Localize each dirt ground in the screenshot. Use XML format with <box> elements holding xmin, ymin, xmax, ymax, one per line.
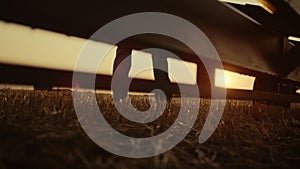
<box><xmin>0</xmin><ymin>89</ymin><xmax>299</xmax><ymax>169</ymax></box>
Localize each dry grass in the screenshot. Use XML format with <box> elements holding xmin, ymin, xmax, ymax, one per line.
<box><xmin>0</xmin><ymin>89</ymin><xmax>299</xmax><ymax>169</ymax></box>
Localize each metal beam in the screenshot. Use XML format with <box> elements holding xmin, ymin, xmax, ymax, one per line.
<box><xmin>1</xmin><ymin>63</ymin><xmax>300</xmax><ymax>103</ymax></box>
<box><xmin>280</xmin><ymin>45</ymin><xmax>300</xmax><ymax>76</ymax></box>
<box><xmin>0</xmin><ymin>0</ymin><xmax>288</xmax><ymax>77</ymax></box>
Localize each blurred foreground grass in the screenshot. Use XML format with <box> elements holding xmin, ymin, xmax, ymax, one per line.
<box><xmin>0</xmin><ymin>89</ymin><xmax>299</xmax><ymax>169</ymax></box>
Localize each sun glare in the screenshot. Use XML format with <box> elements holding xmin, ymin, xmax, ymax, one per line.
<box><xmin>215</xmin><ymin>68</ymin><xmax>256</xmax><ymax>90</ymax></box>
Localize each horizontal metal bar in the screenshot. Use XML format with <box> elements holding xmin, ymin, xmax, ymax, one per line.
<box><xmin>1</xmin><ymin>64</ymin><xmax>300</xmax><ymax>103</ymax></box>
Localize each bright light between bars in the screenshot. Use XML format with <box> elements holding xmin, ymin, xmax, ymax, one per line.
<box><xmin>215</xmin><ymin>68</ymin><xmax>256</xmax><ymax>90</ymax></box>
<box><xmin>0</xmin><ymin>21</ymin><xmax>117</xmax><ymax>75</ymax></box>
<box><xmin>129</xmin><ymin>50</ymin><xmax>155</xmax><ymax>80</ymax></box>
<box><xmin>218</xmin><ymin>0</ymin><xmax>261</xmax><ymax>5</ymax></box>
<box><xmin>288</xmin><ymin>36</ymin><xmax>300</xmax><ymax>42</ymax></box>
<box><xmin>167</xmin><ymin>58</ymin><xmax>197</xmax><ymax>85</ymax></box>
<box><xmin>218</xmin><ymin>0</ymin><xmax>276</xmax><ymax>14</ymax></box>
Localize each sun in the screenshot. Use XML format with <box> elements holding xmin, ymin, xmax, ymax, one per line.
<box><xmin>224</xmin><ymin>75</ymin><xmax>231</xmax><ymax>87</ymax></box>
<box><xmin>214</xmin><ymin>68</ymin><xmax>256</xmax><ymax>90</ymax></box>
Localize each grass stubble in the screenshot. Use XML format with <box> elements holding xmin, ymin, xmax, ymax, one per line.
<box><xmin>0</xmin><ymin>89</ymin><xmax>299</xmax><ymax>169</ymax></box>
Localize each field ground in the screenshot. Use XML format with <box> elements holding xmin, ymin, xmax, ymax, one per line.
<box><xmin>0</xmin><ymin>89</ymin><xmax>300</xmax><ymax>169</ymax></box>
